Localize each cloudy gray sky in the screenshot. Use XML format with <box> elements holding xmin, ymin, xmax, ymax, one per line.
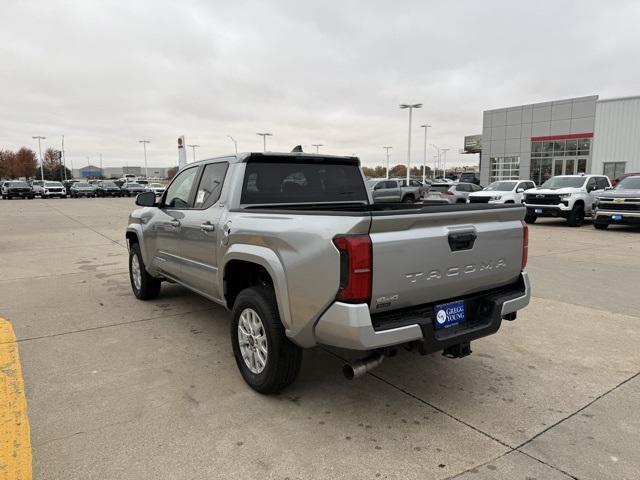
<box><xmin>2</xmin><ymin>0</ymin><xmax>640</xmax><ymax>169</ymax></box>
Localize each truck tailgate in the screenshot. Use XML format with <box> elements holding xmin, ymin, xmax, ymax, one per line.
<box><xmin>368</xmin><ymin>206</ymin><xmax>525</xmax><ymax>313</ymax></box>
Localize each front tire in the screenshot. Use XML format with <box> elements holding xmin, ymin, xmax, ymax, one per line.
<box><xmin>129</xmin><ymin>243</ymin><xmax>161</xmax><ymax>300</ymax></box>
<box><xmin>524</xmin><ymin>213</ymin><xmax>537</xmax><ymax>224</ymax></box>
<box><xmin>567</xmin><ymin>204</ymin><xmax>585</xmax><ymax>227</ymax></box>
<box><xmin>593</xmin><ymin>221</ymin><xmax>609</xmax><ymax>230</ymax></box>
<box><xmin>231</xmin><ymin>286</ymin><xmax>302</xmax><ymax>394</ymax></box>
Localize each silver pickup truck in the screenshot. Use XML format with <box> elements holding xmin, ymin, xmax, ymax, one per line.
<box><xmin>126</xmin><ymin>152</ymin><xmax>530</xmax><ymax>393</ymax></box>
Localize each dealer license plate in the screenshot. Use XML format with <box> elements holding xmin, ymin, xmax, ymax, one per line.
<box><xmin>434</xmin><ymin>300</ymin><xmax>466</xmax><ymax>330</ymax></box>
<box><xmin>534</xmin><ymin>208</ymin><xmax>543</xmax><ymax>214</ymax></box>
<box><xmin>612</xmin><ymin>214</ymin><xmax>622</xmax><ymax>221</ymax></box>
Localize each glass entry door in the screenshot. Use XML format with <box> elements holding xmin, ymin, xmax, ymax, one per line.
<box><xmin>564</xmin><ymin>158</ymin><xmax>575</xmax><ymax>175</ymax></box>
<box><xmin>554</xmin><ymin>159</ymin><xmax>563</xmax><ymax>176</ymax></box>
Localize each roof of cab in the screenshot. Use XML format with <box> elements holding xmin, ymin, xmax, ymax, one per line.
<box><xmin>190</xmin><ymin>152</ymin><xmax>360</xmax><ymax>166</ymax></box>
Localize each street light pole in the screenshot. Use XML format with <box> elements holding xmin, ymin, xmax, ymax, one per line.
<box><xmin>227</xmin><ymin>135</ymin><xmax>238</xmax><ymax>155</ymax></box>
<box><xmin>187</xmin><ymin>144</ymin><xmax>200</xmax><ymax>162</ymax></box>
<box><xmin>399</xmin><ymin>103</ymin><xmax>422</xmax><ymax>184</ymax></box>
<box><xmin>420</xmin><ymin>124</ymin><xmax>431</xmax><ymax>183</ymax></box>
<box><xmin>61</xmin><ymin>135</ymin><xmax>67</xmax><ymax>181</ymax></box>
<box><xmin>441</xmin><ymin>148</ymin><xmax>450</xmax><ymax>179</ymax></box>
<box><xmin>256</xmin><ymin>132</ymin><xmax>272</xmax><ymax>152</ymax></box>
<box><xmin>430</xmin><ymin>144</ymin><xmax>440</xmax><ymax>179</ymax></box>
<box><xmin>138</xmin><ymin>140</ymin><xmax>150</xmax><ymax>178</ymax></box>
<box><xmin>32</xmin><ymin>136</ymin><xmax>46</xmax><ymax>181</ymax></box>
<box><xmin>312</xmin><ymin>144</ymin><xmax>323</xmax><ymax>153</ymax></box>
<box><xmin>383</xmin><ymin>146</ymin><xmax>392</xmax><ymax>179</ymax></box>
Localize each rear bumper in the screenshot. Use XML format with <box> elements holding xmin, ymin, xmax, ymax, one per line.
<box><xmin>314</xmin><ymin>272</ymin><xmax>530</xmax><ymax>351</ymax></box>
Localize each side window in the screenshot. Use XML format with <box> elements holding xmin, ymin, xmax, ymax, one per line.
<box><xmin>596</xmin><ymin>177</ymin><xmax>609</xmax><ymax>189</ymax></box>
<box><xmin>164</xmin><ymin>167</ymin><xmax>198</xmax><ymax>209</ymax></box>
<box><xmin>456</xmin><ymin>184</ymin><xmax>469</xmax><ymax>192</ymax></box>
<box><xmin>194</xmin><ymin>162</ymin><xmax>228</xmax><ymax>209</ymax></box>
<box><xmin>471</xmin><ymin>184</ymin><xmax>482</xmax><ymax>191</ymax></box>
<box><xmin>586</xmin><ymin>178</ymin><xmax>597</xmax><ymax>191</ymax></box>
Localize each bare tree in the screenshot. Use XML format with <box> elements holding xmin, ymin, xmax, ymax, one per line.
<box><xmin>14</xmin><ymin>147</ymin><xmax>37</xmax><ymax>179</ymax></box>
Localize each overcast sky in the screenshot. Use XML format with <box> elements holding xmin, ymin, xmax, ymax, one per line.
<box><xmin>2</xmin><ymin>0</ymin><xmax>640</xmax><ymax>170</ymax></box>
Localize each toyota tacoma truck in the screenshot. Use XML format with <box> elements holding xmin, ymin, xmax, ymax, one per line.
<box><xmin>523</xmin><ymin>174</ymin><xmax>611</xmax><ymax>226</ymax></box>
<box><xmin>126</xmin><ymin>152</ymin><xmax>531</xmax><ymax>393</ymax></box>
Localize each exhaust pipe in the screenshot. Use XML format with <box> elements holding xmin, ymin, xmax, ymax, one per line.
<box><xmin>343</xmin><ymin>352</ymin><xmax>385</xmax><ymax>380</ymax></box>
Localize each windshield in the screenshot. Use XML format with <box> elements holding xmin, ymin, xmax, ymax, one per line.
<box><xmin>9</xmin><ymin>181</ymin><xmax>29</xmax><ymax>187</ymax></box>
<box><xmin>541</xmin><ymin>176</ymin><xmax>586</xmax><ymax>189</ymax></box>
<box><xmin>366</xmin><ymin>180</ymin><xmax>381</xmax><ymax>189</ymax></box>
<box><xmin>485</xmin><ymin>181</ymin><xmax>517</xmax><ymax>192</ymax></box>
<box><xmin>616</xmin><ymin>176</ymin><xmax>640</xmax><ymax>190</ymax></box>
<box><xmin>127</xmin><ymin>183</ymin><xmax>141</xmax><ymax>187</ymax></box>
<box><xmin>75</xmin><ymin>183</ymin><xmax>90</xmax><ymax>187</ymax></box>
<box><xmin>45</xmin><ymin>181</ymin><xmax>62</xmax><ymax>187</ymax></box>
<box><xmin>430</xmin><ymin>184</ymin><xmax>451</xmax><ymax>193</ymax></box>
<box><xmin>102</xmin><ymin>182</ymin><xmax>117</xmax><ymax>187</ymax></box>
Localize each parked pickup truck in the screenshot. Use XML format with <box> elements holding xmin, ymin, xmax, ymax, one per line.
<box><xmin>366</xmin><ymin>178</ymin><xmax>424</xmax><ymax>203</ymax></box>
<box><xmin>523</xmin><ymin>174</ymin><xmax>611</xmax><ymax>226</ymax></box>
<box><xmin>126</xmin><ymin>152</ymin><xmax>530</xmax><ymax>393</ymax></box>
<box><xmin>593</xmin><ymin>175</ymin><xmax>640</xmax><ymax>229</ymax></box>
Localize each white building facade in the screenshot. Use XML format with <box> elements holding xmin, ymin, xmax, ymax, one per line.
<box><xmin>480</xmin><ymin>95</ymin><xmax>640</xmax><ymax>185</ymax></box>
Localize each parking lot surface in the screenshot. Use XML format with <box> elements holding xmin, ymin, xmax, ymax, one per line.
<box><xmin>1</xmin><ymin>198</ymin><xmax>638</xmax><ymax>479</ymax></box>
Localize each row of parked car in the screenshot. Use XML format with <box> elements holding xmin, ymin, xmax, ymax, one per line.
<box><xmin>0</xmin><ymin>179</ymin><xmax>166</xmax><ymax>199</ymax></box>
<box><xmin>366</xmin><ymin>173</ymin><xmax>640</xmax><ymax>230</ymax></box>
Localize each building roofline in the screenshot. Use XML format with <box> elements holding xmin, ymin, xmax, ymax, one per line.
<box><xmin>483</xmin><ymin>95</ymin><xmax>598</xmax><ymax>113</ymax></box>
<box><xmin>596</xmin><ymin>94</ymin><xmax>640</xmax><ymax>104</ymax></box>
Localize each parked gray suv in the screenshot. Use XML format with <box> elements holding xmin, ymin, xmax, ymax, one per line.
<box><xmin>126</xmin><ymin>152</ymin><xmax>530</xmax><ymax>393</ymax></box>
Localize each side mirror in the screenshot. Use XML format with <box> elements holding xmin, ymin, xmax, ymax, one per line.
<box><xmin>516</xmin><ymin>188</ymin><xmax>524</xmax><ymax>193</ymax></box>
<box><xmin>135</xmin><ymin>191</ymin><xmax>157</xmax><ymax>207</ymax></box>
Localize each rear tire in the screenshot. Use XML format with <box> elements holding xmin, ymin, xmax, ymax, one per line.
<box><xmin>567</xmin><ymin>204</ymin><xmax>585</xmax><ymax>227</ymax></box>
<box><xmin>231</xmin><ymin>286</ymin><xmax>302</xmax><ymax>394</ymax></box>
<box><xmin>524</xmin><ymin>213</ymin><xmax>537</xmax><ymax>224</ymax></box>
<box><xmin>402</xmin><ymin>196</ymin><xmax>414</xmax><ymax>203</ymax></box>
<box><xmin>129</xmin><ymin>243</ymin><xmax>161</xmax><ymax>300</ymax></box>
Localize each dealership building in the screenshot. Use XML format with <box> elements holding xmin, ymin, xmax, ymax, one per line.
<box><xmin>479</xmin><ymin>95</ymin><xmax>640</xmax><ymax>186</ymax></box>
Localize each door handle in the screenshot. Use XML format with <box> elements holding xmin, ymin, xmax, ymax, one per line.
<box><xmin>170</xmin><ymin>219</ymin><xmax>181</xmax><ymax>227</ymax></box>
<box><xmin>200</xmin><ymin>222</ymin><xmax>215</xmax><ymax>232</ymax></box>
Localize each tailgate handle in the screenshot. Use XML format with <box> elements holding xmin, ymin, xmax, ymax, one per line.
<box><xmin>448</xmin><ymin>231</ymin><xmax>476</xmax><ymax>251</ymax></box>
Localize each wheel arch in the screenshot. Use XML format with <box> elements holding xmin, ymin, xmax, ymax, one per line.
<box><xmin>222</xmin><ymin>245</ymin><xmax>292</xmax><ymax>331</ymax></box>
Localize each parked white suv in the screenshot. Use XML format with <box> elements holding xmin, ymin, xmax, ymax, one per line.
<box><xmin>523</xmin><ymin>174</ymin><xmax>611</xmax><ymax>226</ymax></box>
<box><xmin>469</xmin><ymin>180</ymin><xmax>536</xmax><ymax>204</ymax></box>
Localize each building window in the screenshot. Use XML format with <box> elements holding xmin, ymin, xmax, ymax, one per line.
<box><xmin>603</xmin><ymin>162</ymin><xmax>626</xmax><ymax>180</ymax></box>
<box><xmin>489</xmin><ymin>156</ymin><xmax>520</xmax><ymax>183</ymax></box>
<box><xmin>530</xmin><ymin>158</ymin><xmax>553</xmax><ymax>185</ymax></box>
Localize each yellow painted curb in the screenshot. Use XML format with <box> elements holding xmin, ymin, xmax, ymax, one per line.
<box><xmin>0</xmin><ymin>319</ymin><xmax>32</xmax><ymax>480</ymax></box>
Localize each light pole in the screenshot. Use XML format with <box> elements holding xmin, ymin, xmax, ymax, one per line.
<box><xmin>399</xmin><ymin>103</ymin><xmax>422</xmax><ymax>184</ymax></box>
<box><xmin>187</xmin><ymin>144</ymin><xmax>200</xmax><ymax>162</ymax></box>
<box><xmin>138</xmin><ymin>140</ymin><xmax>150</xmax><ymax>178</ymax></box>
<box><xmin>99</xmin><ymin>153</ymin><xmax>103</xmax><ymax>178</ymax></box>
<box><xmin>383</xmin><ymin>146</ymin><xmax>392</xmax><ymax>179</ymax></box>
<box><xmin>312</xmin><ymin>144</ymin><xmax>323</xmax><ymax>153</ymax></box>
<box><xmin>256</xmin><ymin>132</ymin><xmax>272</xmax><ymax>152</ymax></box>
<box><xmin>32</xmin><ymin>136</ymin><xmax>46</xmax><ymax>181</ymax></box>
<box><xmin>227</xmin><ymin>135</ymin><xmax>238</xmax><ymax>155</ymax></box>
<box><xmin>441</xmin><ymin>148</ymin><xmax>450</xmax><ymax>179</ymax></box>
<box><xmin>61</xmin><ymin>135</ymin><xmax>67</xmax><ymax>180</ymax></box>
<box><xmin>420</xmin><ymin>124</ymin><xmax>431</xmax><ymax>183</ymax></box>
<box><xmin>430</xmin><ymin>144</ymin><xmax>440</xmax><ymax>178</ymax></box>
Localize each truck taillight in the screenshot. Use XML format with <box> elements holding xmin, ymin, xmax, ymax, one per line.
<box><xmin>333</xmin><ymin>235</ymin><xmax>372</xmax><ymax>304</ymax></box>
<box><xmin>521</xmin><ymin>221</ymin><xmax>528</xmax><ymax>270</ymax></box>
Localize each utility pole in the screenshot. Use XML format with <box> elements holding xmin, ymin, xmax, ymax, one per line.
<box><xmin>32</xmin><ymin>136</ymin><xmax>46</xmax><ymax>181</ymax></box>
<box><xmin>399</xmin><ymin>103</ymin><xmax>422</xmax><ymax>184</ymax></box>
<box><xmin>441</xmin><ymin>148</ymin><xmax>450</xmax><ymax>179</ymax></box>
<box><xmin>227</xmin><ymin>135</ymin><xmax>238</xmax><ymax>155</ymax></box>
<box><xmin>420</xmin><ymin>124</ymin><xmax>431</xmax><ymax>183</ymax></box>
<box><xmin>256</xmin><ymin>132</ymin><xmax>272</xmax><ymax>152</ymax></box>
<box><xmin>383</xmin><ymin>146</ymin><xmax>392</xmax><ymax>179</ymax></box>
<box><xmin>187</xmin><ymin>144</ymin><xmax>200</xmax><ymax>162</ymax></box>
<box><xmin>312</xmin><ymin>144</ymin><xmax>323</xmax><ymax>153</ymax></box>
<box><xmin>99</xmin><ymin>153</ymin><xmax>103</xmax><ymax>178</ymax></box>
<box><xmin>139</xmin><ymin>140</ymin><xmax>150</xmax><ymax>178</ymax></box>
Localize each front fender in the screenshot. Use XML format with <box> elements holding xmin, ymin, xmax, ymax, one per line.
<box><xmin>221</xmin><ymin>244</ymin><xmax>292</xmax><ymax>333</ymax></box>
